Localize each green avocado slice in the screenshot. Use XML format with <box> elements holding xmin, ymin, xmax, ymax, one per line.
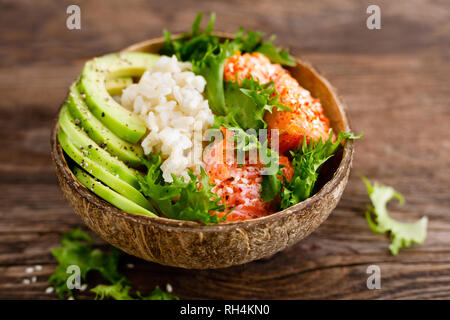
<box><xmin>66</xmin><ymin>83</ymin><xmax>143</xmax><ymax>167</ymax></box>
<box><xmin>58</xmin><ymin>104</ymin><xmax>139</xmax><ymax>188</ymax></box>
<box><xmin>105</xmin><ymin>77</ymin><xmax>133</xmax><ymax>96</ymax></box>
<box><xmin>73</xmin><ymin>166</ymin><xmax>156</xmax><ymax>217</ymax></box>
<box><xmin>58</xmin><ymin>128</ymin><xmax>153</xmax><ymax>211</ymax></box>
<box><xmin>78</xmin><ymin>52</ymin><xmax>159</xmax><ymax>143</ymax></box>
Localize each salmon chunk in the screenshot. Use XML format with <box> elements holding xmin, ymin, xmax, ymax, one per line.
<box><xmin>203</xmin><ymin>128</ymin><xmax>294</xmax><ymax>222</ymax></box>
<box><xmin>224</xmin><ymin>52</ymin><xmax>332</xmax><ymax>154</ymax></box>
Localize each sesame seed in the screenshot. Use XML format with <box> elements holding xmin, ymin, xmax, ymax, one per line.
<box><xmin>31</xmin><ymin>276</ymin><xmax>37</xmax><ymax>283</ymax></box>
<box><xmin>25</xmin><ymin>267</ymin><xmax>34</xmax><ymax>274</ymax></box>
<box><xmin>80</xmin><ymin>284</ymin><xmax>88</xmax><ymax>292</ymax></box>
<box><xmin>126</xmin><ymin>263</ymin><xmax>135</xmax><ymax>269</ymax></box>
<box><xmin>22</xmin><ymin>279</ymin><xmax>30</xmax><ymax>285</ymax></box>
<box><xmin>67</xmin><ymin>296</ymin><xmax>75</xmax><ymax>300</ymax></box>
<box><xmin>166</xmin><ymin>283</ymin><xmax>173</xmax><ymax>293</ymax></box>
<box><xmin>45</xmin><ymin>286</ymin><xmax>54</xmax><ymax>294</ymax></box>
<box><xmin>35</xmin><ymin>265</ymin><xmax>42</xmax><ymax>271</ymax></box>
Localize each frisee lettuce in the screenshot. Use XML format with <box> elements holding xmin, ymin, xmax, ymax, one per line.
<box><xmin>161</xmin><ymin>12</ymin><xmax>294</xmax><ymax>123</ymax></box>
<box><xmin>137</xmin><ymin>154</ymin><xmax>227</xmax><ymax>225</ymax></box>
<box><xmin>160</xmin><ymin>12</ymin><xmax>295</xmax><ymax>66</ymax></box>
<box><xmin>233</xmin><ymin>29</ymin><xmax>296</xmax><ymax>66</ymax></box>
<box><xmin>261</xmin><ymin>131</ymin><xmax>362</xmax><ymax>207</ymax></box>
<box><xmin>48</xmin><ymin>229</ymin><xmax>177</xmax><ymax>300</ymax></box>
<box><xmin>48</xmin><ymin>229</ymin><xmax>122</xmax><ymax>298</ymax></box>
<box><xmin>91</xmin><ymin>281</ymin><xmax>179</xmax><ymax>300</ymax></box>
<box><xmin>193</xmin><ymin>40</ymin><xmax>239</xmax><ymax>115</ymax></box>
<box><xmin>362</xmin><ymin>177</ymin><xmax>428</xmax><ymax>255</ymax></box>
<box><xmin>214</xmin><ymin>76</ymin><xmax>290</xmax><ymax>130</ymax></box>
<box><xmin>160</xmin><ymin>12</ymin><xmax>218</xmax><ymax>63</ymax></box>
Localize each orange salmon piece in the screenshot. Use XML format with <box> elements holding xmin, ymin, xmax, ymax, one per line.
<box><xmin>203</xmin><ymin>128</ymin><xmax>294</xmax><ymax>222</ymax></box>
<box><xmin>224</xmin><ymin>52</ymin><xmax>332</xmax><ymax>154</ymax></box>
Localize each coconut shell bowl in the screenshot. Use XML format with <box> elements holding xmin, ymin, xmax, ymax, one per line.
<box><xmin>51</xmin><ymin>34</ymin><xmax>353</xmax><ymax>269</ymax></box>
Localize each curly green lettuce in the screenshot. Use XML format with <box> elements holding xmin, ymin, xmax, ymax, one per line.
<box><xmin>160</xmin><ymin>12</ymin><xmax>295</xmax><ymax>66</ymax></box>
<box><xmin>48</xmin><ymin>229</ymin><xmax>122</xmax><ymax>298</ymax></box>
<box><xmin>362</xmin><ymin>177</ymin><xmax>428</xmax><ymax>255</ymax></box>
<box><xmin>48</xmin><ymin>229</ymin><xmax>178</xmax><ymax>300</ymax></box>
<box><xmin>261</xmin><ymin>131</ymin><xmax>362</xmax><ymax>206</ymax></box>
<box><xmin>214</xmin><ymin>76</ymin><xmax>290</xmax><ymax>130</ymax></box>
<box><xmin>137</xmin><ymin>154</ymin><xmax>227</xmax><ymax>225</ymax></box>
<box><xmin>161</xmin><ymin>12</ymin><xmax>294</xmax><ymax>122</ymax></box>
<box><xmin>233</xmin><ymin>28</ymin><xmax>296</xmax><ymax>66</ymax></box>
<box><xmin>91</xmin><ymin>281</ymin><xmax>179</xmax><ymax>300</ymax></box>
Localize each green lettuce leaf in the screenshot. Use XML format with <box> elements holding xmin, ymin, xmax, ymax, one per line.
<box><xmin>137</xmin><ymin>154</ymin><xmax>227</xmax><ymax>225</ymax></box>
<box><xmin>137</xmin><ymin>286</ymin><xmax>180</xmax><ymax>300</ymax></box>
<box><xmin>91</xmin><ymin>279</ymin><xmax>133</xmax><ymax>300</ymax></box>
<box><xmin>48</xmin><ymin>229</ymin><xmax>123</xmax><ymax>299</ymax></box>
<box><xmin>160</xmin><ymin>13</ymin><xmax>296</xmax><ymax>66</ymax></box>
<box><xmin>160</xmin><ymin>12</ymin><xmax>294</xmax><ymax>131</ymax></box>
<box><xmin>362</xmin><ymin>177</ymin><xmax>428</xmax><ymax>255</ymax></box>
<box><xmin>260</xmin><ymin>131</ymin><xmax>362</xmax><ymax>208</ymax></box>
<box><xmin>217</xmin><ymin>77</ymin><xmax>290</xmax><ymax>130</ymax></box>
<box><xmin>160</xmin><ymin>13</ymin><xmax>219</xmax><ymax>62</ymax></box>
<box><xmin>233</xmin><ymin>29</ymin><xmax>296</xmax><ymax>66</ymax></box>
<box><xmin>193</xmin><ymin>40</ymin><xmax>239</xmax><ymax>115</ymax></box>
<box><xmin>91</xmin><ymin>281</ymin><xmax>179</xmax><ymax>300</ymax></box>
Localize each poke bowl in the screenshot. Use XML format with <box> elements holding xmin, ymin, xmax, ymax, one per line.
<box><xmin>51</xmin><ymin>15</ymin><xmax>354</xmax><ymax>269</ymax></box>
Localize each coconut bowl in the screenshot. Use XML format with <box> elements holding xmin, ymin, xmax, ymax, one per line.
<box><xmin>51</xmin><ymin>34</ymin><xmax>353</xmax><ymax>269</ymax></box>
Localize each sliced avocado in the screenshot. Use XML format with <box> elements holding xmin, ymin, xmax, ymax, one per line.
<box><xmin>66</xmin><ymin>83</ymin><xmax>143</xmax><ymax>167</ymax></box>
<box><xmin>58</xmin><ymin>128</ymin><xmax>153</xmax><ymax>211</ymax></box>
<box><xmin>59</xmin><ymin>104</ymin><xmax>139</xmax><ymax>188</ymax></box>
<box><xmin>106</xmin><ymin>77</ymin><xmax>133</xmax><ymax>96</ymax></box>
<box><xmin>73</xmin><ymin>166</ymin><xmax>156</xmax><ymax>217</ymax></box>
<box><xmin>78</xmin><ymin>52</ymin><xmax>159</xmax><ymax>143</ymax></box>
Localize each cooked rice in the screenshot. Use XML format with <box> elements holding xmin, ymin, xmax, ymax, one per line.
<box><xmin>121</xmin><ymin>55</ymin><xmax>214</xmax><ymax>182</ymax></box>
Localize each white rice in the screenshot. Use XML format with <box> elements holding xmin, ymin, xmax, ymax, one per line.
<box><xmin>121</xmin><ymin>55</ymin><xmax>214</xmax><ymax>182</ymax></box>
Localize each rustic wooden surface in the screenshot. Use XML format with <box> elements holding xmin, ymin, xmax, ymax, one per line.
<box><xmin>0</xmin><ymin>0</ymin><xmax>449</xmax><ymax>299</ymax></box>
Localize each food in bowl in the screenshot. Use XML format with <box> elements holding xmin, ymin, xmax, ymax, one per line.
<box><xmin>56</xmin><ymin>13</ymin><xmax>359</xmax><ymax>225</ymax></box>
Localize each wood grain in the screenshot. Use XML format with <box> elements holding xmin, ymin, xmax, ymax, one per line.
<box><xmin>0</xmin><ymin>0</ymin><xmax>449</xmax><ymax>299</ymax></box>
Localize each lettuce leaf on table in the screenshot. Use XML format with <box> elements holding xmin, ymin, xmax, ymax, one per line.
<box><xmin>48</xmin><ymin>229</ymin><xmax>122</xmax><ymax>298</ymax></box>
<box><xmin>48</xmin><ymin>229</ymin><xmax>178</xmax><ymax>300</ymax></box>
<box><xmin>362</xmin><ymin>177</ymin><xmax>428</xmax><ymax>255</ymax></box>
<box><xmin>91</xmin><ymin>281</ymin><xmax>179</xmax><ymax>300</ymax></box>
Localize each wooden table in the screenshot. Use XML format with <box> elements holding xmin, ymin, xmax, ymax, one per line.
<box><xmin>1</xmin><ymin>0</ymin><xmax>449</xmax><ymax>299</ymax></box>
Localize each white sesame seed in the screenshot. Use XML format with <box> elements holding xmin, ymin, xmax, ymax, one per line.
<box><xmin>67</xmin><ymin>296</ymin><xmax>75</xmax><ymax>300</ymax></box>
<box><xmin>126</xmin><ymin>263</ymin><xmax>135</xmax><ymax>269</ymax></box>
<box><xmin>45</xmin><ymin>286</ymin><xmax>54</xmax><ymax>294</ymax></box>
<box><xmin>31</xmin><ymin>276</ymin><xmax>37</xmax><ymax>283</ymax></box>
<box><xmin>166</xmin><ymin>283</ymin><xmax>173</xmax><ymax>293</ymax></box>
<box><xmin>22</xmin><ymin>279</ymin><xmax>30</xmax><ymax>285</ymax></box>
<box><xmin>35</xmin><ymin>265</ymin><xmax>42</xmax><ymax>271</ymax></box>
<box><xmin>25</xmin><ymin>267</ymin><xmax>34</xmax><ymax>274</ymax></box>
<box><xmin>80</xmin><ymin>284</ymin><xmax>88</xmax><ymax>292</ymax></box>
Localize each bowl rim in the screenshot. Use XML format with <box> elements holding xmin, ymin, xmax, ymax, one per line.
<box><xmin>52</xmin><ymin>33</ymin><xmax>353</xmax><ymax>233</ymax></box>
